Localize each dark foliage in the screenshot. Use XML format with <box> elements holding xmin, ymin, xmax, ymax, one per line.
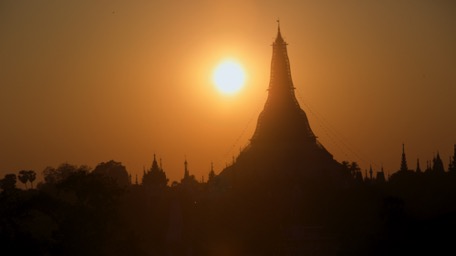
<box><xmin>93</xmin><ymin>160</ymin><xmax>130</xmax><ymax>187</ymax></box>
<box><xmin>2</xmin><ymin>161</ymin><xmax>456</xmax><ymax>256</ymax></box>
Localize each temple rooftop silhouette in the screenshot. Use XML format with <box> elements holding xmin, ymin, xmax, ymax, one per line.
<box><xmin>219</xmin><ymin>23</ymin><xmax>343</xmax><ymax>187</ymax></box>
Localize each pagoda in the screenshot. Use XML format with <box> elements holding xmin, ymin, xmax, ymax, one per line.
<box><xmin>219</xmin><ymin>23</ymin><xmax>341</xmax><ymax>187</ymax></box>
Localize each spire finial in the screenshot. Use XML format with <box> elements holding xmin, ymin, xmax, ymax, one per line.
<box><xmin>277</xmin><ymin>18</ymin><xmax>280</xmax><ymax>33</ymax></box>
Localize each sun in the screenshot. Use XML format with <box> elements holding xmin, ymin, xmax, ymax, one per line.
<box><xmin>212</xmin><ymin>60</ymin><xmax>246</xmax><ymax>95</ymax></box>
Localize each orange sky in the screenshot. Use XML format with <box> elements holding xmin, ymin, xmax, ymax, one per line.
<box><xmin>1</xmin><ymin>0</ymin><xmax>455</xmax><ymax>182</ymax></box>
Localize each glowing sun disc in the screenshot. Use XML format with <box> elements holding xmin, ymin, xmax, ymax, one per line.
<box><xmin>212</xmin><ymin>60</ymin><xmax>246</xmax><ymax>94</ymax></box>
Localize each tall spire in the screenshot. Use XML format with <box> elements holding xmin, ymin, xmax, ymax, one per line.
<box><xmin>250</xmin><ymin>22</ymin><xmax>317</xmax><ymax>143</ymax></box>
<box><xmin>400</xmin><ymin>143</ymin><xmax>408</xmax><ymax>172</ymax></box>
<box><xmin>269</xmin><ymin>21</ymin><xmax>293</xmax><ymax>94</ymax></box>
<box><xmin>218</xmin><ymin>23</ymin><xmax>339</xmax><ymax>185</ymax></box>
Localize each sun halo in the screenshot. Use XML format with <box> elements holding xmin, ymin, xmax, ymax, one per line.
<box><xmin>212</xmin><ymin>60</ymin><xmax>246</xmax><ymax>95</ymax></box>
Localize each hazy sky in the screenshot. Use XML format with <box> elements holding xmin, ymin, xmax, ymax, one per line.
<box><xmin>1</xmin><ymin>0</ymin><xmax>455</xmax><ymax>182</ymax></box>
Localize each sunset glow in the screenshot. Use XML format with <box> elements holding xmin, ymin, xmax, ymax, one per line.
<box><xmin>0</xmin><ymin>0</ymin><xmax>455</xmax><ymax>184</ymax></box>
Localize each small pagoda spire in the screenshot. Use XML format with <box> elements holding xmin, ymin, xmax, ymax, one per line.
<box><xmin>184</xmin><ymin>158</ymin><xmax>189</xmax><ymax>179</ymax></box>
<box><xmin>400</xmin><ymin>143</ymin><xmax>408</xmax><ymax>172</ymax></box>
<box><xmin>416</xmin><ymin>158</ymin><xmax>422</xmax><ymax>173</ymax></box>
<box><xmin>208</xmin><ymin>162</ymin><xmax>215</xmax><ymax>182</ymax></box>
<box><xmin>433</xmin><ymin>151</ymin><xmax>444</xmax><ymax>172</ymax></box>
<box><xmin>151</xmin><ymin>154</ymin><xmax>159</xmax><ymax>172</ymax></box>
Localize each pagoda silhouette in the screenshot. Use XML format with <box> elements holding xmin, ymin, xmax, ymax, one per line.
<box><xmin>219</xmin><ymin>23</ymin><xmax>342</xmax><ymax>188</ymax></box>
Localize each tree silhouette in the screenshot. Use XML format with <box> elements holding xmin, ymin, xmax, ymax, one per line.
<box><xmin>349</xmin><ymin>162</ymin><xmax>360</xmax><ymax>176</ymax></box>
<box><xmin>42</xmin><ymin>163</ymin><xmax>90</xmax><ymax>185</ymax></box>
<box><xmin>27</xmin><ymin>170</ymin><xmax>36</xmax><ymax>189</ymax></box>
<box><xmin>0</xmin><ymin>174</ymin><xmax>17</xmax><ymax>192</ymax></box>
<box><xmin>18</xmin><ymin>170</ymin><xmax>29</xmax><ymax>189</ymax></box>
<box><xmin>92</xmin><ymin>160</ymin><xmax>130</xmax><ymax>187</ymax></box>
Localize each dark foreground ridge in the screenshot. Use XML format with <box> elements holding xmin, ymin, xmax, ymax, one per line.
<box><xmin>2</xmin><ymin>26</ymin><xmax>456</xmax><ymax>256</ymax></box>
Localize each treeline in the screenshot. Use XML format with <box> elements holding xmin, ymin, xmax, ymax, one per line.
<box><xmin>0</xmin><ymin>161</ymin><xmax>165</xmax><ymax>255</ymax></box>
<box><xmin>1</xmin><ymin>157</ymin><xmax>456</xmax><ymax>255</ymax></box>
<box><xmin>0</xmin><ymin>159</ymin><xmax>227</xmax><ymax>255</ymax></box>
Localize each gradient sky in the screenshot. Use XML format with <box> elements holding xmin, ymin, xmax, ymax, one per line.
<box><xmin>1</xmin><ymin>0</ymin><xmax>455</xmax><ymax>182</ymax></box>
